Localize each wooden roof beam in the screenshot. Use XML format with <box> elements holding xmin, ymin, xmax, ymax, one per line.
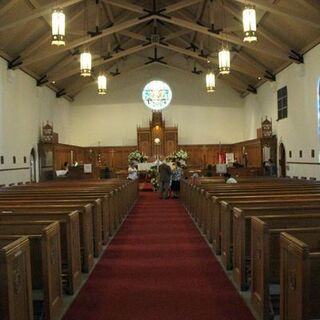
<box><xmin>48</xmin><ymin>43</ymin><xmax>154</xmax><ymax>82</ymax></box>
<box><xmin>0</xmin><ymin>0</ymin><xmax>20</xmax><ymax>17</ymax></box>
<box><xmin>161</xmin><ymin>0</ymin><xmax>204</xmax><ymax>14</ymax></box>
<box><xmin>232</xmin><ymin>0</ymin><xmax>320</xmax><ymax>29</ymax></box>
<box><xmin>69</xmin><ymin>63</ymin><xmax>151</xmax><ymax>97</ymax></box>
<box><xmin>0</xmin><ymin>0</ymin><xmax>84</xmax><ymax>32</ymax></box>
<box><xmin>157</xmin><ymin>15</ymin><xmax>290</xmax><ymax>61</ymax></box>
<box><xmin>101</xmin><ymin>1</ymin><xmax>121</xmax><ymax>44</ymax></box>
<box><xmin>101</xmin><ymin>0</ymin><xmax>146</xmax><ymax>14</ymax></box>
<box><xmin>17</xmin><ymin>4</ymin><xmax>85</xmax><ymax>65</ymax></box>
<box><xmin>21</xmin><ymin>15</ymin><xmax>155</xmax><ymax>67</ymax></box>
<box><xmin>294</xmin><ymin>0</ymin><xmax>320</xmax><ymax>11</ymax></box>
<box><xmin>156</xmin><ymin>42</ymin><xmax>260</xmax><ymax>79</ymax></box>
<box><xmin>224</xmin><ymin>1</ymin><xmax>292</xmax><ymax>54</ymax></box>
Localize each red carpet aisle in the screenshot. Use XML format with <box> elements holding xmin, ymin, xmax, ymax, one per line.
<box><xmin>63</xmin><ymin>192</ymin><xmax>255</xmax><ymax>320</ymax></box>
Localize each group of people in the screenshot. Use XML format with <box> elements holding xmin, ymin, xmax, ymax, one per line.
<box><xmin>158</xmin><ymin>160</ymin><xmax>183</xmax><ymax>199</ymax></box>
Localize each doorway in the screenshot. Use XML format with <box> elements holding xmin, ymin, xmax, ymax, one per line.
<box><xmin>30</xmin><ymin>148</ymin><xmax>36</xmax><ymax>182</ymax></box>
<box><xmin>279</xmin><ymin>143</ymin><xmax>286</xmax><ymax>177</ymax></box>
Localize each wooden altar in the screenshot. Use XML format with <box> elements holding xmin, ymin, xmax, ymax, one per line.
<box><xmin>137</xmin><ymin>112</ymin><xmax>178</xmax><ymax>158</ymax></box>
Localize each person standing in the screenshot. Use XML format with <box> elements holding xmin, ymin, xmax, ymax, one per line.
<box><xmin>158</xmin><ymin>160</ymin><xmax>172</xmax><ymax>199</ymax></box>
<box><xmin>127</xmin><ymin>163</ymin><xmax>138</xmax><ymax>180</ymax></box>
<box><xmin>171</xmin><ymin>161</ymin><xmax>183</xmax><ymax>198</ymax></box>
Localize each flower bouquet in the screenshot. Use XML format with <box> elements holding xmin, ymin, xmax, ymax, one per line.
<box><xmin>128</xmin><ymin>150</ymin><xmax>148</xmax><ymax>164</ymax></box>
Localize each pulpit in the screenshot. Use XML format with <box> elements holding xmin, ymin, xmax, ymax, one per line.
<box><xmin>137</xmin><ymin>112</ymin><xmax>178</xmax><ymax>159</ymax></box>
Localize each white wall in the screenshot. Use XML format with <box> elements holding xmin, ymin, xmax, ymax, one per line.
<box><xmin>0</xmin><ymin>58</ymin><xmax>71</xmax><ymax>185</ymax></box>
<box><xmin>243</xmin><ymin>43</ymin><xmax>320</xmax><ymax>179</ymax></box>
<box><xmin>70</xmin><ymin>64</ymin><xmax>244</xmax><ymax>147</ymax></box>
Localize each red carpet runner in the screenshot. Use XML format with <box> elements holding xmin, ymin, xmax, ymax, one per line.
<box><xmin>63</xmin><ymin>192</ymin><xmax>255</xmax><ymax>320</ymax></box>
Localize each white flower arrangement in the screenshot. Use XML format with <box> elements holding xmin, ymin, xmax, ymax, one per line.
<box><xmin>166</xmin><ymin>149</ymin><xmax>188</xmax><ymax>167</ymax></box>
<box><xmin>128</xmin><ymin>150</ymin><xmax>148</xmax><ymax>164</ymax></box>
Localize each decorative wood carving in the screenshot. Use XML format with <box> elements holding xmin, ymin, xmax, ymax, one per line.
<box><xmin>261</xmin><ymin>117</ymin><xmax>272</xmax><ymax>138</ymax></box>
<box><xmin>137</xmin><ymin>112</ymin><xmax>178</xmax><ymax>159</ymax></box>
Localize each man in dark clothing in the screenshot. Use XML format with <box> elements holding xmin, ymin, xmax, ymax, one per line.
<box><xmin>158</xmin><ymin>161</ymin><xmax>172</xmax><ymax>199</ymax></box>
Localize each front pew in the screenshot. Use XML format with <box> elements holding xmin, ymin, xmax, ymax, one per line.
<box><xmin>280</xmin><ymin>228</ymin><xmax>320</xmax><ymax>320</ymax></box>
<box><xmin>0</xmin><ymin>236</ymin><xmax>33</xmax><ymax>320</ymax></box>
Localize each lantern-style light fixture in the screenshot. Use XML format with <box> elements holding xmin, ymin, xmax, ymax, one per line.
<box><xmin>80</xmin><ymin>50</ymin><xmax>92</xmax><ymax>77</ymax></box>
<box><xmin>97</xmin><ymin>74</ymin><xmax>107</xmax><ymax>95</ymax></box>
<box><xmin>242</xmin><ymin>6</ymin><xmax>257</xmax><ymax>42</ymax></box>
<box><xmin>218</xmin><ymin>48</ymin><xmax>231</xmax><ymax>74</ymax></box>
<box><xmin>51</xmin><ymin>8</ymin><xmax>65</xmax><ymax>46</ymax></box>
<box><xmin>206</xmin><ymin>71</ymin><xmax>216</xmax><ymax>93</ymax></box>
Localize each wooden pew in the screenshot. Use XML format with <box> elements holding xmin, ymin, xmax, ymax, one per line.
<box><xmin>0</xmin><ymin>221</ymin><xmax>63</xmax><ymax>320</ymax></box>
<box><xmin>0</xmin><ymin>210</ymin><xmax>81</xmax><ymax>294</ymax></box>
<box><xmin>0</xmin><ymin>236</ymin><xmax>33</xmax><ymax>320</ymax></box>
<box><xmin>220</xmin><ymin>199</ymin><xmax>320</xmax><ymax>271</ymax></box>
<box><xmin>280</xmin><ymin>228</ymin><xmax>320</xmax><ymax>320</ymax></box>
<box><xmin>251</xmin><ymin>215</ymin><xmax>320</xmax><ymax>320</ymax></box>
<box><xmin>0</xmin><ymin>205</ymin><xmax>93</xmax><ymax>273</ymax></box>
<box><xmin>231</xmin><ymin>203</ymin><xmax>320</xmax><ymax>289</ymax></box>
<box><xmin>0</xmin><ymin>179</ymin><xmax>136</xmax><ymax>240</ymax></box>
<box><xmin>0</xmin><ymin>199</ymin><xmax>101</xmax><ymax>257</ymax></box>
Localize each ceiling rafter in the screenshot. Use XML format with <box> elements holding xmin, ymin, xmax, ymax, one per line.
<box><xmin>223</xmin><ymin>1</ymin><xmax>292</xmax><ymax>54</ymax></box>
<box><xmin>0</xmin><ymin>0</ymin><xmax>84</xmax><ymax>32</ymax></box>
<box><xmin>293</xmin><ymin>0</ymin><xmax>320</xmax><ymax>11</ymax></box>
<box><xmin>101</xmin><ymin>0</ymin><xmax>145</xmax><ymax>14</ymax></box>
<box><xmin>156</xmin><ymin>42</ymin><xmax>260</xmax><ymax>79</ymax></box>
<box><xmin>156</xmin><ymin>15</ymin><xmax>290</xmax><ymax>61</ymax></box>
<box><xmin>161</xmin><ymin>0</ymin><xmax>204</xmax><ymax>14</ymax></box>
<box><xmin>48</xmin><ymin>43</ymin><xmax>154</xmax><ymax>82</ymax></box>
<box><xmin>165</xmin><ymin>29</ymin><xmax>191</xmax><ymax>41</ymax></box>
<box><xmin>232</xmin><ymin>0</ymin><xmax>320</xmax><ymax>29</ymax></box>
<box><xmin>191</xmin><ymin>0</ymin><xmax>207</xmax><ymax>43</ymax></box>
<box><xmin>101</xmin><ymin>1</ymin><xmax>121</xmax><ymax>44</ymax></box>
<box><xmin>21</xmin><ymin>15</ymin><xmax>155</xmax><ymax>67</ymax></box>
<box><xmin>69</xmin><ymin>63</ymin><xmax>151</xmax><ymax>97</ymax></box>
<box><xmin>0</xmin><ymin>0</ymin><xmax>20</xmax><ymax>17</ymax></box>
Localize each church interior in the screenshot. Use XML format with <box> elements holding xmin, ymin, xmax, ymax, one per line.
<box><xmin>0</xmin><ymin>0</ymin><xmax>320</xmax><ymax>319</ymax></box>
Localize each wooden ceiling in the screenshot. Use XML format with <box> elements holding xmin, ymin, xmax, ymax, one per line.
<box><xmin>0</xmin><ymin>0</ymin><xmax>319</xmax><ymax>100</ymax></box>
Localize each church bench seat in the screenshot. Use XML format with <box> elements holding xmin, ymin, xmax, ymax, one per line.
<box><xmin>280</xmin><ymin>228</ymin><xmax>320</xmax><ymax>320</ymax></box>
<box><xmin>200</xmin><ymin>189</ymin><xmax>320</xmax><ymax>244</ymax></box>
<box><xmin>0</xmin><ymin>198</ymin><xmax>102</xmax><ymax>257</ymax></box>
<box><xmin>251</xmin><ymin>215</ymin><xmax>320</xmax><ymax>320</ymax></box>
<box><xmin>0</xmin><ymin>210</ymin><xmax>81</xmax><ymax>294</ymax></box>
<box><xmin>0</xmin><ymin>221</ymin><xmax>62</xmax><ymax>320</ymax></box>
<box><xmin>0</xmin><ymin>236</ymin><xmax>33</xmax><ymax>320</ymax></box>
<box><xmin>209</xmin><ymin>191</ymin><xmax>320</xmax><ymax>254</ymax></box>
<box><xmin>220</xmin><ymin>198</ymin><xmax>320</xmax><ymax>270</ymax></box>
<box><xmin>0</xmin><ymin>204</ymin><xmax>93</xmax><ymax>273</ymax></box>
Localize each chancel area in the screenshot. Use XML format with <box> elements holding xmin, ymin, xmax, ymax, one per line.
<box><xmin>0</xmin><ymin>0</ymin><xmax>320</xmax><ymax>319</ymax></box>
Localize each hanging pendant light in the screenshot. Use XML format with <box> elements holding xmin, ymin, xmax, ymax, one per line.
<box><xmin>51</xmin><ymin>8</ymin><xmax>65</xmax><ymax>46</ymax></box>
<box><xmin>219</xmin><ymin>48</ymin><xmax>230</xmax><ymax>74</ymax></box>
<box><xmin>242</xmin><ymin>6</ymin><xmax>257</xmax><ymax>42</ymax></box>
<box><xmin>98</xmin><ymin>74</ymin><xmax>107</xmax><ymax>95</ymax></box>
<box><xmin>80</xmin><ymin>50</ymin><xmax>92</xmax><ymax>77</ymax></box>
<box><xmin>206</xmin><ymin>71</ymin><xmax>216</xmax><ymax>93</ymax></box>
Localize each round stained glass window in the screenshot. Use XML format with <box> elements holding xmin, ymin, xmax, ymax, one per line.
<box><xmin>142</xmin><ymin>80</ymin><xmax>172</xmax><ymax>111</ymax></box>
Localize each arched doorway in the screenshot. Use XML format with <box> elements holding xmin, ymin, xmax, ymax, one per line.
<box><xmin>279</xmin><ymin>143</ymin><xmax>286</xmax><ymax>177</ymax></box>
<box><xmin>30</xmin><ymin>148</ymin><xmax>36</xmax><ymax>182</ymax></box>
